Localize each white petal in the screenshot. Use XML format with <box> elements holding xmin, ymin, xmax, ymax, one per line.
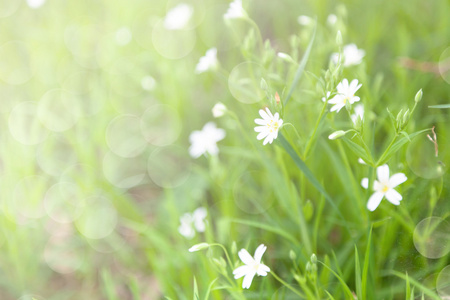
<box><xmin>259</xmin><ymin>109</ymin><xmax>270</xmax><ymax>121</ymax></box>
<box><xmin>376</xmin><ymin>164</ymin><xmax>390</xmax><ymax>183</ymax></box>
<box><xmin>257</xmin><ymin>263</ymin><xmax>270</xmax><ymax>275</ymax></box>
<box><xmin>253</xmin><ymin>244</ymin><xmax>267</xmax><ymax>263</ymax></box>
<box><xmin>349</xmin><ymin>79</ymin><xmax>358</xmax><ymax>91</ymax></box>
<box><xmin>242</xmin><ymin>271</ymin><xmax>256</xmax><ymax>289</ymax></box>
<box><xmin>385</xmin><ymin>188</ymin><xmax>402</xmax><ymax>205</ymax></box>
<box><xmin>361</xmin><ymin>178</ymin><xmax>369</xmax><ymax>189</ymax></box>
<box><xmin>257</xmin><ymin>131</ymin><xmax>268</xmax><ymax>140</ymax></box>
<box><xmin>263</xmin><ymin>135</ymin><xmax>272</xmax><ymax>145</ymax></box>
<box><xmin>389</xmin><ymin>173</ymin><xmax>407</xmax><ymax>188</ymax></box>
<box><xmin>330</xmin><ymin>103</ymin><xmax>345</xmax><ymax>112</ymax></box>
<box><xmin>349</xmin><ymin>96</ymin><xmax>360</xmax><ymax>104</ymax></box>
<box><xmin>254</xmin><ymin>118</ymin><xmax>266</xmax><ymax>125</ymax></box>
<box><xmin>233</xmin><ymin>265</ymin><xmax>250</xmax><ymax>279</ymax></box>
<box><xmin>366</xmin><ymin>192</ymin><xmax>384</xmax><ymax>211</ymax></box>
<box><xmin>254</xmin><ymin>126</ymin><xmax>266</xmax><ymax>133</ymax></box>
<box><xmin>238</xmin><ymin>249</ymin><xmax>255</xmax><ymax>265</ymax></box>
<box><xmin>264</xmin><ymin>107</ymin><xmax>274</xmax><ymax>119</ymax></box>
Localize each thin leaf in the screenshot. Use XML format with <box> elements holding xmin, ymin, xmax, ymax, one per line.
<box><xmin>389</xmin><ymin>270</ymin><xmax>440</xmax><ymax>300</ymax></box>
<box><xmin>204</xmin><ymin>278</ymin><xmax>219</xmax><ymax>300</ymax></box>
<box><xmin>101</xmin><ymin>269</ymin><xmax>119</xmax><ymax>300</ymax></box>
<box><xmin>342</xmin><ymin>137</ymin><xmax>373</xmax><ymax>165</ymax></box>
<box><xmin>193</xmin><ymin>277</ymin><xmax>199</xmax><ymax>300</ymax></box>
<box><xmin>362</xmin><ymin>226</ymin><xmax>373</xmax><ymax>300</ymax></box>
<box><xmin>399</xmin><ymin>131</ymin><xmax>411</xmax><ymax>142</ymax></box>
<box><xmin>405</xmin><ymin>272</ymin><xmax>411</xmax><ymax>300</ymax></box>
<box><xmin>428</xmin><ymin>104</ymin><xmax>450</xmax><ymax>108</ymax></box>
<box><xmin>284</xmin><ymin>19</ymin><xmax>317</xmax><ymax>106</ymax></box>
<box><xmin>355</xmin><ymin>246</ymin><xmax>363</xmax><ymax>300</ymax></box>
<box><xmin>318</xmin><ymin>261</ymin><xmax>354</xmax><ymax>299</ymax></box>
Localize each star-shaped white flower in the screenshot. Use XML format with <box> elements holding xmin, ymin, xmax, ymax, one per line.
<box><xmin>328</xmin><ymin>79</ymin><xmax>362</xmax><ymax>113</ymax></box>
<box><xmin>224</xmin><ymin>0</ymin><xmax>247</xmax><ymax>19</ymax></box>
<box><xmin>361</xmin><ymin>164</ymin><xmax>407</xmax><ymax>211</ymax></box>
<box><xmin>164</xmin><ymin>3</ymin><xmax>194</xmax><ymax>30</ymax></box>
<box><xmin>233</xmin><ymin>244</ymin><xmax>270</xmax><ymax>289</ymax></box>
<box><xmin>178</xmin><ymin>207</ymin><xmax>207</xmax><ymax>239</ymax></box>
<box><xmin>254</xmin><ymin>107</ymin><xmax>283</xmax><ymax>145</ymax></box>
<box><xmin>331</xmin><ymin>43</ymin><xmax>365</xmax><ymax>67</ymax></box>
<box><xmin>195</xmin><ymin>48</ymin><xmax>218</xmax><ymax>74</ymax></box>
<box><xmin>189</xmin><ymin>122</ymin><xmax>226</xmax><ymax>158</ymax></box>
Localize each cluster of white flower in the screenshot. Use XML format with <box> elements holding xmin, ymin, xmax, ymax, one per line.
<box><xmin>331</xmin><ymin>44</ymin><xmax>366</xmax><ymax>67</ymax></box>
<box><xmin>178</xmin><ymin>207</ymin><xmax>207</xmax><ymax>239</ymax></box>
<box><xmin>189</xmin><ymin>122</ymin><xmax>226</xmax><ymax>159</ymax></box>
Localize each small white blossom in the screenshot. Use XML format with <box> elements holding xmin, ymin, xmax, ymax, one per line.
<box><xmin>195</xmin><ymin>48</ymin><xmax>218</xmax><ymax>74</ymax></box>
<box><xmin>224</xmin><ymin>0</ymin><xmax>246</xmax><ymax>19</ymax></box>
<box><xmin>361</xmin><ymin>164</ymin><xmax>407</xmax><ymax>211</ymax></box>
<box><xmin>212</xmin><ymin>102</ymin><xmax>227</xmax><ymax>118</ymax></box>
<box><xmin>189</xmin><ymin>122</ymin><xmax>226</xmax><ymax>158</ymax></box>
<box><xmin>164</xmin><ymin>3</ymin><xmax>193</xmax><ymax>30</ymax></box>
<box><xmin>178</xmin><ymin>207</ymin><xmax>208</xmax><ymax>239</ymax></box>
<box><xmin>328</xmin><ymin>79</ymin><xmax>362</xmax><ymax>113</ymax></box>
<box><xmin>327</xmin><ymin>14</ymin><xmax>337</xmax><ymax>26</ymax></box>
<box><xmin>351</xmin><ymin>104</ymin><xmax>364</xmax><ymax>124</ymax></box>
<box><xmin>26</xmin><ymin>0</ymin><xmax>46</xmax><ymax>9</ymax></box>
<box><xmin>297</xmin><ymin>15</ymin><xmax>312</xmax><ymax>26</ymax></box>
<box><xmin>233</xmin><ymin>244</ymin><xmax>270</xmax><ymax>289</ymax></box>
<box><xmin>254</xmin><ymin>107</ymin><xmax>283</xmax><ymax>145</ymax></box>
<box><xmin>331</xmin><ymin>43</ymin><xmax>366</xmax><ymax>67</ymax></box>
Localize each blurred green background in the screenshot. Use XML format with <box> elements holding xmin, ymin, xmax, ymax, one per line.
<box><xmin>0</xmin><ymin>0</ymin><xmax>449</xmax><ymax>299</ymax></box>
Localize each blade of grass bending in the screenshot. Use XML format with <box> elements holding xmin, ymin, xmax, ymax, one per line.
<box><xmin>283</xmin><ymin>19</ymin><xmax>316</xmax><ymax>106</ymax></box>
<box><xmin>389</xmin><ymin>270</ymin><xmax>440</xmax><ymax>300</ymax></box>
<box><xmin>204</xmin><ymin>278</ymin><xmax>219</xmax><ymax>300</ymax></box>
<box><xmin>230</xmin><ymin>218</ymin><xmax>298</xmax><ymax>245</ymax></box>
<box><xmin>362</xmin><ymin>225</ymin><xmax>373</xmax><ymax>300</ymax></box>
<box><xmin>318</xmin><ymin>261</ymin><xmax>354</xmax><ymax>298</ymax></box>
<box><xmin>278</xmin><ymin>134</ymin><xmax>347</xmax><ymax>227</ymax></box>
<box><xmin>193</xmin><ymin>277</ymin><xmax>199</xmax><ymax>300</ymax></box>
<box><xmin>428</xmin><ymin>104</ymin><xmax>450</xmax><ymax>108</ymax></box>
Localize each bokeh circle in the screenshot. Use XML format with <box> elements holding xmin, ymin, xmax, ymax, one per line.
<box><xmin>413</xmin><ymin>217</ymin><xmax>450</xmax><ymax>259</ymax></box>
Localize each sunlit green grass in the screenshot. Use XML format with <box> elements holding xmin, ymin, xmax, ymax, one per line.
<box><xmin>0</xmin><ymin>0</ymin><xmax>449</xmax><ymax>299</ymax></box>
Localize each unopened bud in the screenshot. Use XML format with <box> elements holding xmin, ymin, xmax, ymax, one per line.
<box><xmin>188</xmin><ymin>243</ymin><xmax>210</xmax><ymax>252</ymax></box>
<box><xmin>212</xmin><ymin>102</ymin><xmax>227</xmax><ymax>118</ymax></box>
<box><xmin>289</xmin><ymin>250</ymin><xmax>297</xmax><ymax>261</ymax></box>
<box><xmin>311</xmin><ymin>253</ymin><xmax>317</xmax><ymax>264</ymax></box>
<box><xmin>415</xmin><ymin>89</ymin><xmax>423</xmax><ymax>103</ymax></box>
<box><xmin>328</xmin><ymin>130</ymin><xmax>346</xmax><ymax>140</ymax></box>
<box><xmin>231</xmin><ymin>241</ymin><xmax>237</xmax><ymax>256</ymax></box>
<box><xmin>275</xmin><ymin>92</ymin><xmax>281</xmax><ymax>104</ymax></box>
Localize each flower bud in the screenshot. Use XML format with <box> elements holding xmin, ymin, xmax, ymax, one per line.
<box><xmin>415</xmin><ymin>89</ymin><xmax>423</xmax><ymax>103</ymax></box>
<box><xmin>212</xmin><ymin>102</ymin><xmax>227</xmax><ymax>118</ymax></box>
<box><xmin>231</xmin><ymin>241</ymin><xmax>237</xmax><ymax>256</ymax></box>
<box><xmin>328</xmin><ymin>130</ymin><xmax>346</xmax><ymax>140</ymax></box>
<box><xmin>289</xmin><ymin>250</ymin><xmax>297</xmax><ymax>261</ymax></box>
<box><xmin>188</xmin><ymin>243</ymin><xmax>210</xmax><ymax>252</ymax></box>
<box><xmin>294</xmin><ymin>274</ymin><xmax>306</xmax><ymax>284</ymax></box>
<box><xmin>305</xmin><ymin>261</ymin><xmax>312</xmax><ymax>273</ymax></box>
<box><xmin>310</xmin><ymin>253</ymin><xmax>317</xmax><ymax>264</ymax></box>
<box><xmin>277</xmin><ymin>52</ymin><xmax>295</xmax><ymax>63</ymax></box>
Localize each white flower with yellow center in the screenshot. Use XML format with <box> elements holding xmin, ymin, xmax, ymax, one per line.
<box><xmin>233</xmin><ymin>244</ymin><xmax>270</xmax><ymax>289</ymax></box>
<box><xmin>189</xmin><ymin>122</ymin><xmax>225</xmax><ymax>158</ymax></box>
<box><xmin>195</xmin><ymin>48</ymin><xmax>218</xmax><ymax>74</ymax></box>
<box><xmin>328</xmin><ymin>79</ymin><xmax>362</xmax><ymax>113</ymax></box>
<box><xmin>361</xmin><ymin>164</ymin><xmax>407</xmax><ymax>211</ymax></box>
<box><xmin>331</xmin><ymin>43</ymin><xmax>366</xmax><ymax>67</ymax></box>
<box><xmin>224</xmin><ymin>0</ymin><xmax>247</xmax><ymax>19</ymax></box>
<box><xmin>254</xmin><ymin>107</ymin><xmax>283</xmax><ymax>145</ymax></box>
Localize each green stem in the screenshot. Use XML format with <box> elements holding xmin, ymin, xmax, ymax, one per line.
<box><xmin>304</xmin><ymin>101</ymin><xmax>328</xmax><ymax>159</ymax></box>
<box><xmin>271</xmin><ymin>272</ymin><xmax>305</xmax><ymax>298</ymax></box>
<box><xmin>376</xmin><ymin>134</ymin><xmax>399</xmax><ymax>166</ymax></box>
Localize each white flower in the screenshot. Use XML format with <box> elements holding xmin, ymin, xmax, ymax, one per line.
<box><xmin>26</xmin><ymin>0</ymin><xmax>46</xmax><ymax>9</ymax></box>
<box><xmin>224</xmin><ymin>0</ymin><xmax>246</xmax><ymax>19</ymax></box>
<box><xmin>328</xmin><ymin>79</ymin><xmax>362</xmax><ymax>113</ymax></box>
<box><xmin>351</xmin><ymin>104</ymin><xmax>364</xmax><ymax>124</ymax></box>
<box><xmin>327</xmin><ymin>14</ymin><xmax>337</xmax><ymax>26</ymax></box>
<box><xmin>212</xmin><ymin>102</ymin><xmax>227</xmax><ymax>118</ymax></box>
<box><xmin>328</xmin><ymin>130</ymin><xmax>346</xmax><ymax>140</ymax></box>
<box><xmin>195</xmin><ymin>48</ymin><xmax>218</xmax><ymax>74</ymax></box>
<box><xmin>189</xmin><ymin>122</ymin><xmax>226</xmax><ymax>158</ymax></box>
<box><xmin>164</xmin><ymin>3</ymin><xmax>193</xmax><ymax>30</ymax></box>
<box><xmin>361</xmin><ymin>164</ymin><xmax>407</xmax><ymax>211</ymax></box>
<box><xmin>254</xmin><ymin>107</ymin><xmax>283</xmax><ymax>145</ymax></box>
<box><xmin>331</xmin><ymin>43</ymin><xmax>366</xmax><ymax>67</ymax></box>
<box><xmin>178</xmin><ymin>207</ymin><xmax>208</xmax><ymax>239</ymax></box>
<box><xmin>297</xmin><ymin>15</ymin><xmax>312</xmax><ymax>26</ymax></box>
<box><xmin>233</xmin><ymin>244</ymin><xmax>270</xmax><ymax>289</ymax></box>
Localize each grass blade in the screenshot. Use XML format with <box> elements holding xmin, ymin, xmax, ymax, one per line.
<box><xmin>362</xmin><ymin>226</ymin><xmax>373</xmax><ymax>300</ymax></box>
<box><xmin>284</xmin><ymin>19</ymin><xmax>316</xmax><ymax>106</ymax></box>
<box><xmin>355</xmin><ymin>246</ymin><xmax>363</xmax><ymax>300</ymax></box>
<box><xmin>389</xmin><ymin>270</ymin><xmax>440</xmax><ymax>300</ymax></box>
<box><xmin>428</xmin><ymin>104</ymin><xmax>450</xmax><ymax>108</ymax></box>
<box><xmin>230</xmin><ymin>218</ymin><xmax>298</xmax><ymax>245</ymax></box>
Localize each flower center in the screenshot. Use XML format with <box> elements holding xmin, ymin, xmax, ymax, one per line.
<box><xmin>382</xmin><ymin>185</ymin><xmax>389</xmax><ymax>193</ymax></box>
<box><xmin>267</xmin><ymin>120</ymin><xmax>279</xmax><ymax>133</ymax></box>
